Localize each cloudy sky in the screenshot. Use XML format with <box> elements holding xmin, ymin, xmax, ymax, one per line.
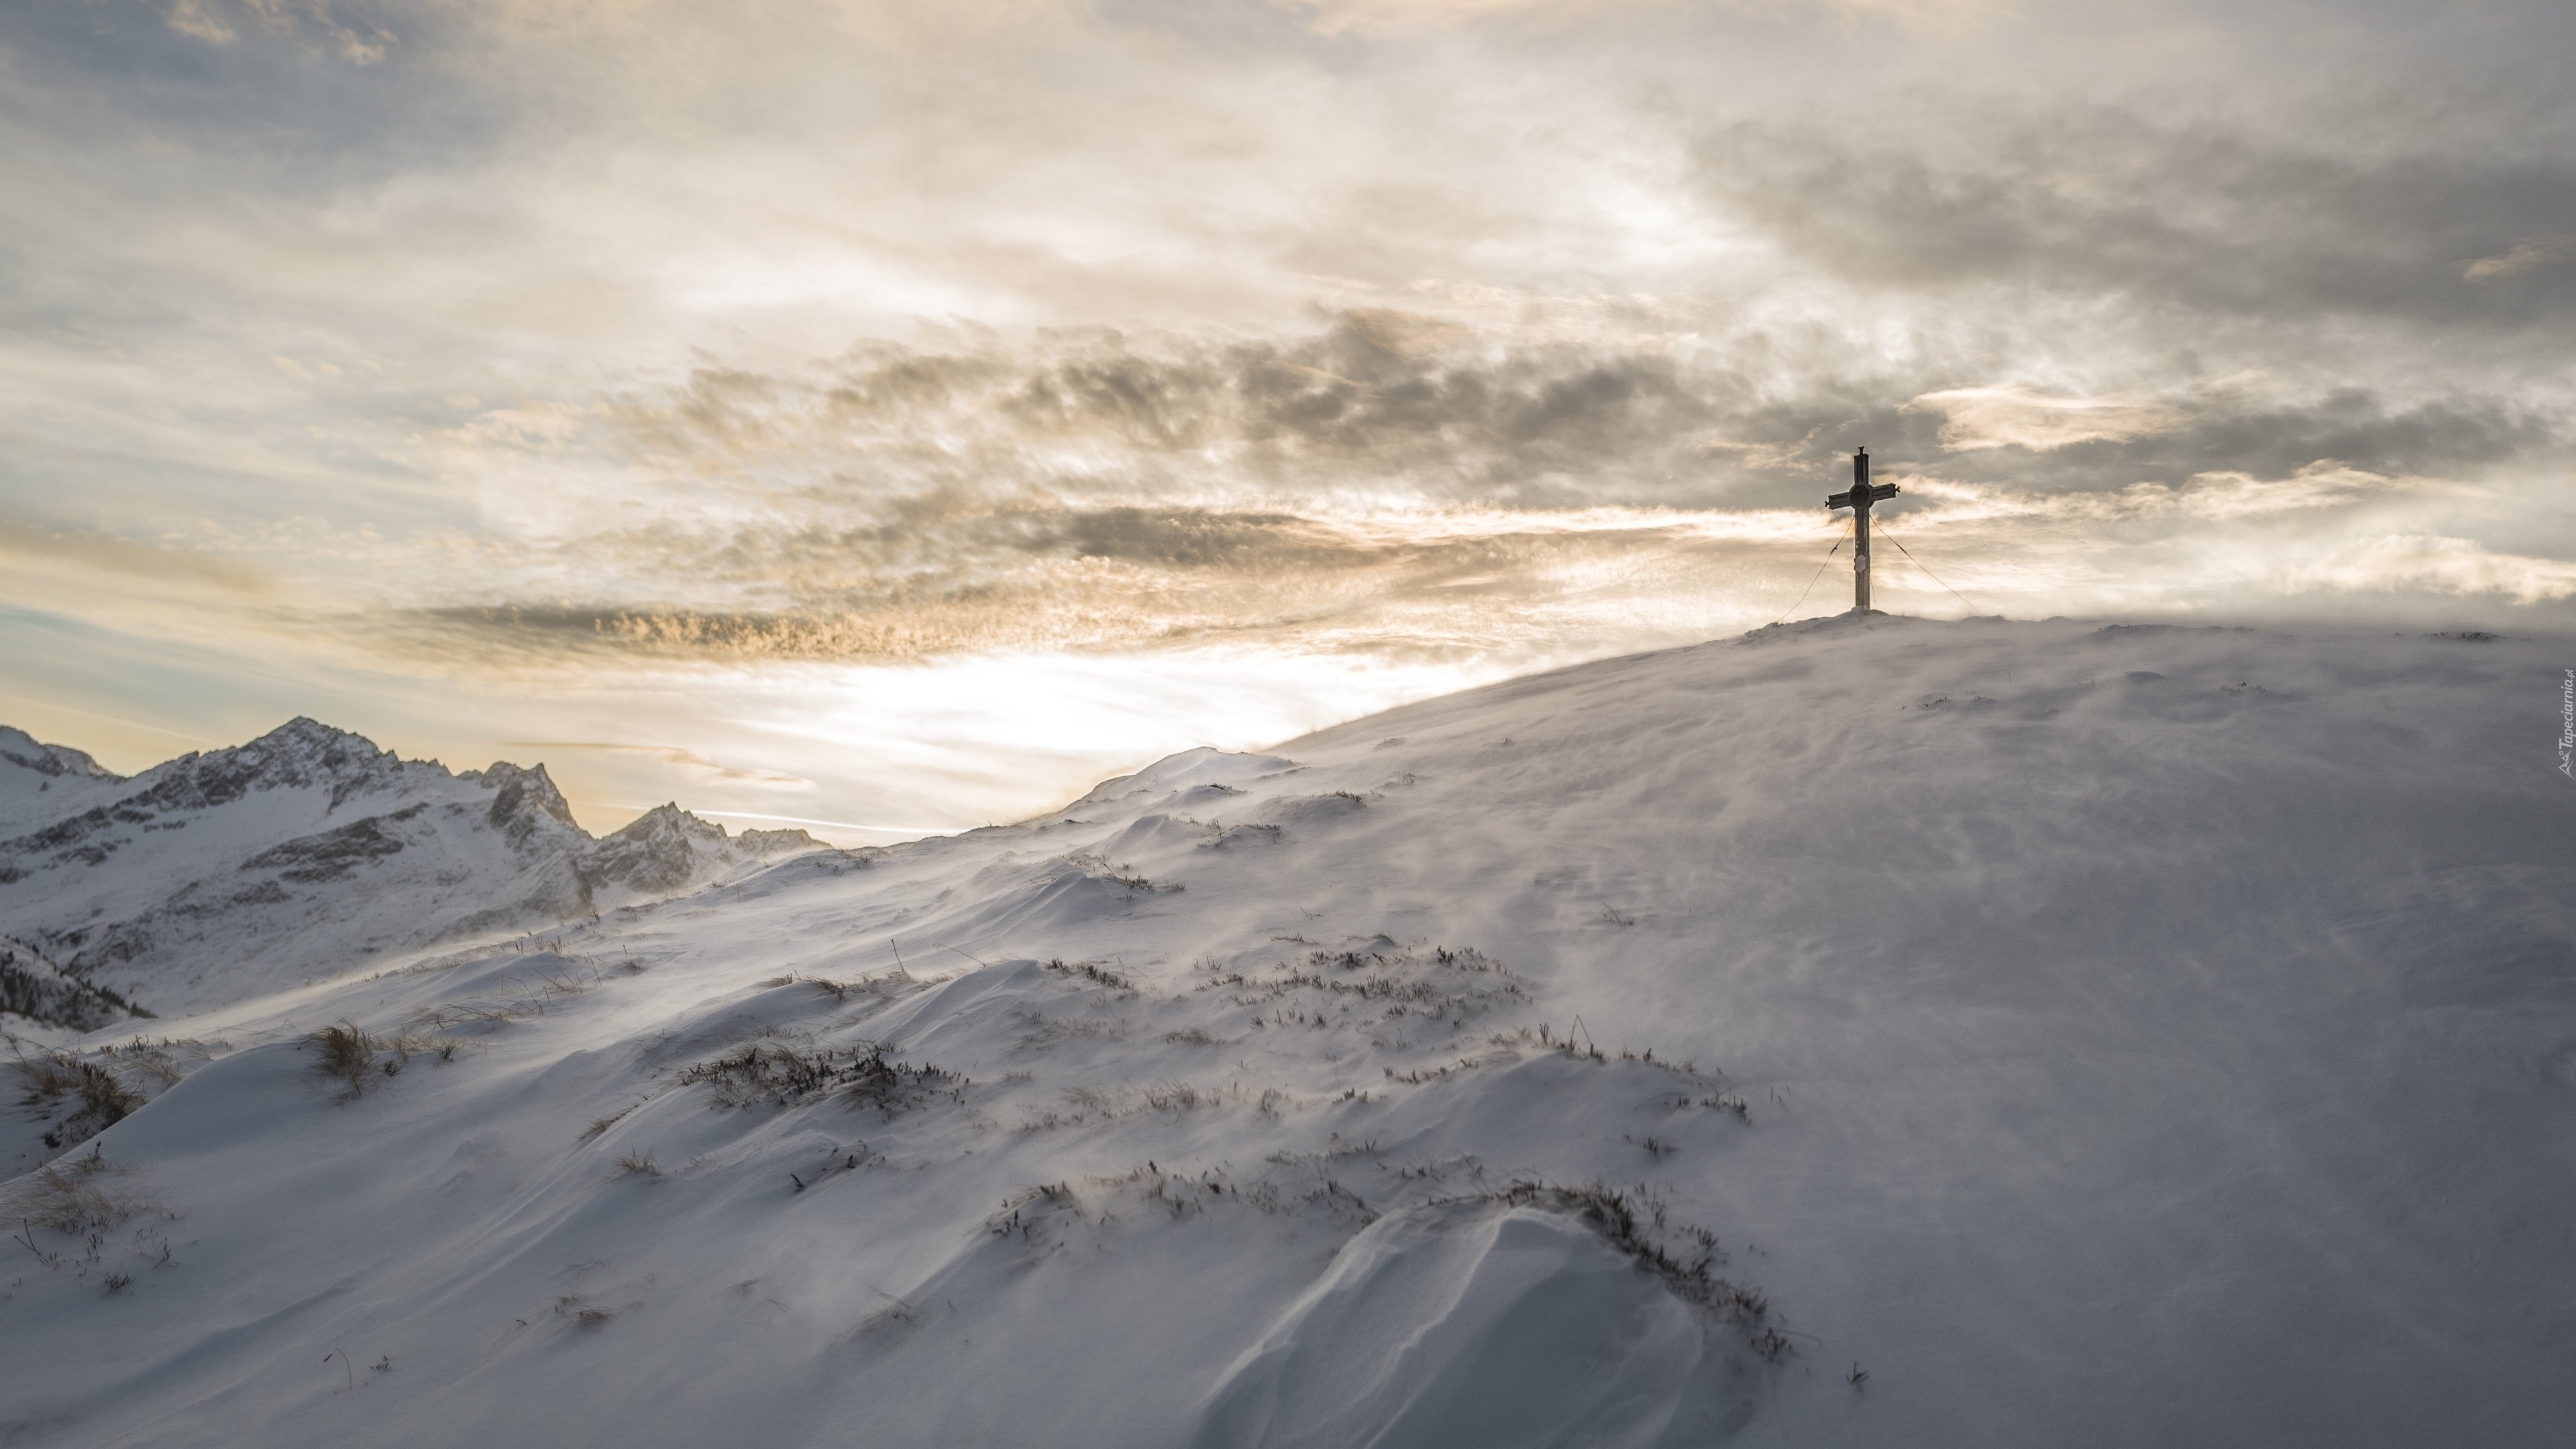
<box><xmin>4</xmin><ymin>0</ymin><xmax>2571</xmax><ymax>838</ymax></box>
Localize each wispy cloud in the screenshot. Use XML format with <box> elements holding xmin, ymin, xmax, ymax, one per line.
<box><xmin>0</xmin><ymin>523</ymin><xmax>272</xmax><ymax>595</ymax></box>
<box><xmin>1905</xmin><ymin>386</ymin><xmax>2188</xmax><ymax>453</ymax></box>
<box><xmin>508</xmin><ymin>741</ymin><xmax>810</xmax><ymax>788</ymax></box>
<box><xmin>2465</xmin><ymin>237</ymin><xmax>2567</xmax><ymax>282</ymax></box>
<box><xmin>2285</xmin><ymin>535</ymin><xmax>2576</xmax><ymax>605</ymax></box>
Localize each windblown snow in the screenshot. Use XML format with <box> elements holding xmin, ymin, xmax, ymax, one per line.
<box><xmin>1</xmin><ymin>616</ymin><xmax>2569</xmax><ymax>1448</ymax></box>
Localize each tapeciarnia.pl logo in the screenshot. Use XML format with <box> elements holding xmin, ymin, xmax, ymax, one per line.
<box><xmin>2561</xmin><ymin>669</ymin><xmax>2575</xmax><ymax>780</ymax></box>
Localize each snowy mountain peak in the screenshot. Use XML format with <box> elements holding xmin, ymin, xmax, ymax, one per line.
<box><xmin>41</xmin><ymin>716</ymin><xmax>420</xmax><ymax>830</ymax></box>
<box><xmin>250</xmin><ymin>714</ymin><xmax>370</xmax><ymax>752</ymax></box>
<box><xmin>462</xmin><ymin>759</ymin><xmax>582</xmax><ymax>842</ymax></box>
<box><xmin>608</xmin><ymin>800</ymin><xmax>724</xmax><ymax>841</ymax></box>
<box><xmin>587</xmin><ymin>802</ymin><xmax>819</xmax><ymax>896</ymax></box>
<box><xmin>232</xmin><ymin>716</ymin><xmax>402</xmax><ymax>786</ymax></box>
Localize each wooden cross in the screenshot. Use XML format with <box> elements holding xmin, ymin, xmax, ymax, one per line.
<box><xmin>1825</xmin><ymin>447</ymin><xmax>1900</xmax><ymax>612</ymax></box>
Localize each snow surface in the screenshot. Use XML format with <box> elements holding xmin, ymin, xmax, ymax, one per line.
<box><xmin>2</xmin><ymin>616</ymin><xmax>2571</xmax><ymax>1447</ymax></box>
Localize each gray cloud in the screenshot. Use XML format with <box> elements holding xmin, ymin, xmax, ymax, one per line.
<box><xmin>578</xmin><ymin>309</ymin><xmax>2566</xmax><ymax>511</ymax></box>
<box><xmin>1917</xmin><ymin>390</ymin><xmax>2556</xmax><ymax>494</ymax></box>
<box><xmin>1693</xmin><ymin>95</ymin><xmax>2576</xmax><ymax>333</ymax></box>
<box><xmin>385</xmin><ymin>494</ymin><xmax>1779</xmax><ymax>665</ymax></box>
<box><xmin>570</xmin><ymin>316</ymin><xmax>1739</xmax><ymax>515</ymax></box>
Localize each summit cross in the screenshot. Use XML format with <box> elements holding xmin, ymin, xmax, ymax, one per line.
<box><xmin>1825</xmin><ymin>447</ymin><xmax>1901</xmax><ymax>612</ymax></box>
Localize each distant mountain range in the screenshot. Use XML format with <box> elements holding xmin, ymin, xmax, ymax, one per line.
<box><xmin>0</xmin><ymin>718</ymin><xmax>822</xmax><ymax>1025</ymax></box>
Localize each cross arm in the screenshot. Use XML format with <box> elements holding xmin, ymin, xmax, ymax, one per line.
<box><xmin>1824</xmin><ymin>482</ymin><xmax>1902</xmax><ymax>510</ymax></box>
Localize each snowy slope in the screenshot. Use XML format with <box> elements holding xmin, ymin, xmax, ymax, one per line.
<box><xmin>0</xmin><ymin>720</ymin><xmax>821</xmax><ymax>1021</ymax></box>
<box><xmin>1</xmin><ymin>617</ymin><xmax>2570</xmax><ymax>1448</ymax></box>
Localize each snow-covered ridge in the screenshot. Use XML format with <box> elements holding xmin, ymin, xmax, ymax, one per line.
<box><xmin>1</xmin><ymin>618</ymin><xmax>2569</xmax><ymax>1448</ymax></box>
<box><xmin>0</xmin><ymin>724</ymin><xmax>113</xmax><ymax>784</ymax></box>
<box><xmin>0</xmin><ymin>718</ymin><xmax>824</xmax><ymax>1022</ymax></box>
<box><xmin>0</xmin><ymin>725</ymin><xmax>122</xmax><ymax>839</ymax></box>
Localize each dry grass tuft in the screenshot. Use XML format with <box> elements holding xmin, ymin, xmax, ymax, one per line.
<box><xmin>303</xmin><ymin>1022</ymin><xmax>459</xmax><ymax>1102</ymax></box>
<box><xmin>10</xmin><ymin>1050</ymin><xmax>144</xmax><ymax>1148</ymax></box>
<box><xmin>676</xmin><ymin>1042</ymin><xmax>962</xmax><ymax>1113</ymax></box>
<box><xmin>306</xmin><ymin>1021</ymin><xmax>392</xmax><ymax>1102</ymax></box>
<box><xmin>1042</xmin><ymin>958</ymin><xmax>1134</xmax><ymax>989</ymax></box>
<box><xmin>1140</xmin><ymin>1081</ymin><xmax>1214</xmax><ymax>1112</ymax></box>
<box><xmin>579</xmin><ymin>1102</ymin><xmax>641</xmax><ymax>1141</ymax></box>
<box><xmin>0</xmin><ymin>1148</ymin><xmax>155</xmax><ymax>1234</ymax></box>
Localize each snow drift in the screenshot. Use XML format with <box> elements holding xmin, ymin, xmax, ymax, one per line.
<box><xmin>1196</xmin><ymin>1203</ymin><xmax>1740</xmax><ymax>1449</ymax></box>
<box><xmin>1</xmin><ymin>616</ymin><xmax>2569</xmax><ymax>1448</ymax></box>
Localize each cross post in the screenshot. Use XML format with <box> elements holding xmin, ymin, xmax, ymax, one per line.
<box><xmin>1825</xmin><ymin>447</ymin><xmax>1900</xmax><ymax>612</ymax></box>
